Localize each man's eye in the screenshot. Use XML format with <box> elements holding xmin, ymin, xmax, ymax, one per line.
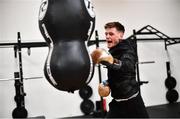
<box><xmin>109</xmin><ymin>33</ymin><xmax>114</xmax><ymax>36</ymax></box>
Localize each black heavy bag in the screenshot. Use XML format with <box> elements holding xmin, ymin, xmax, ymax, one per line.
<box><xmin>38</xmin><ymin>0</ymin><xmax>95</xmax><ymax>92</ymax></box>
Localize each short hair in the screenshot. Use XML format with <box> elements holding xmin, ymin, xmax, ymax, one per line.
<box><xmin>104</xmin><ymin>22</ymin><xmax>125</xmax><ymax>33</ymax></box>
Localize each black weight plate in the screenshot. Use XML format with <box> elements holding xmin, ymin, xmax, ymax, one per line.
<box><xmin>80</xmin><ymin>99</ymin><xmax>94</xmax><ymax>115</ymax></box>
<box><xmin>79</xmin><ymin>85</ymin><xmax>93</xmax><ymax>99</ymax></box>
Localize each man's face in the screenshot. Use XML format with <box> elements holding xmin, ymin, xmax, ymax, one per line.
<box><xmin>105</xmin><ymin>27</ymin><xmax>124</xmax><ymax>48</ymax></box>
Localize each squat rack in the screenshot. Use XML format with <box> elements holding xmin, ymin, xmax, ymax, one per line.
<box><xmin>128</xmin><ymin>25</ymin><xmax>180</xmax><ymax>102</ymax></box>
<box><xmin>0</xmin><ymin>32</ymin><xmax>47</xmax><ymax>118</ymax></box>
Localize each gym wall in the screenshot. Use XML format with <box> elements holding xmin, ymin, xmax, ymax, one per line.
<box><xmin>0</xmin><ymin>0</ymin><xmax>180</xmax><ymax>118</ymax></box>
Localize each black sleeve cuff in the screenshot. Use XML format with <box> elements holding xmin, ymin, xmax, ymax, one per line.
<box><xmin>100</xmin><ymin>60</ymin><xmax>122</xmax><ymax>70</ymax></box>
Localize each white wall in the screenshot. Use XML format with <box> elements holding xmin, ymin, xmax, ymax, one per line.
<box><xmin>0</xmin><ymin>0</ymin><xmax>180</xmax><ymax>118</ymax></box>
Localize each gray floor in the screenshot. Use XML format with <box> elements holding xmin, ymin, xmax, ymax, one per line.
<box><xmin>146</xmin><ymin>102</ymin><xmax>180</xmax><ymax>118</ymax></box>
<box><xmin>64</xmin><ymin>102</ymin><xmax>180</xmax><ymax>118</ymax></box>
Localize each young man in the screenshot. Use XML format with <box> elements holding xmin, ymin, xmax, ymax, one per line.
<box><xmin>92</xmin><ymin>22</ymin><xmax>149</xmax><ymax>118</ymax></box>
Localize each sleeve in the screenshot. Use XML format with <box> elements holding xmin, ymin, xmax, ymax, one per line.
<box><xmin>101</xmin><ymin>49</ymin><xmax>137</xmax><ymax>72</ymax></box>
<box><xmin>118</xmin><ymin>50</ymin><xmax>137</xmax><ymax>72</ymax></box>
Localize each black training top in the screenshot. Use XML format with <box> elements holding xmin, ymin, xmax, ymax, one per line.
<box><xmin>108</xmin><ymin>39</ymin><xmax>139</xmax><ymax>99</ymax></box>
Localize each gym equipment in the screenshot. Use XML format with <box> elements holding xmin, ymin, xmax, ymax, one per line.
<box><xmin>0</xmin><ymin>32</ymin><xmax>49</xmax><ymax>118</ymax></box>
<box><xmin>165</xmin><ymin>62</ymin><xmax>177</xmax><ymax>90</ymax></box>
<box><xmin>127</xmin><ymin>25</ymin><xmax>179</xmax><ymax>103</ymax></box>
<box><xmin>79</xmin><ymin>85</ymin><xmax>93</xmax><ymax>99</ymax></box>
<box><xmin>79</xmin><ymin>85</ymin><xmax>94</xmax><ymax>115</ymax></box>
<box><xmin>38</xmin><ymin>0</ymin><xmax>96</xmax><ymax>92</ymax></box>
<box><xmin>90</xmin><ymin>31</ymin><xmax>107</xmax><ymax>117</ymax></box>
<box><xmin>80</xmin><ymin>99</ymin><xmax>94</xmax><ymax>115</ymax></box>
<box><xmin>12</xmin><ymin>33</ymin><xmax>28</xmax><ymax>118</ymax></box>
<box><xmin>138</xmin><ymin>61</ymin><xmax>155</xmax><ymax>64</ymax></box>
<box><xmin>12</xmin><ymin>107</ymin><xmax>28</xmax><ymax>118</ymax></box>
<box><xmin>165</xmin><ymin>61</ymin><xmax>179</xmax><ymax>103</ymax></box>
<box><xmin>93</xmin><ymin>99</ymin><xmax>107</xmax><ymax>117</ymax></box>
<box><xmin>0</xmin><ymin>76</ymin><xmax>43</xmax><ymax>81</ymax></box>
<box><xmin>165</xmin><ymin>76</ymin><xmax>177</xmax><ymax>90</ymax></box>
<box><xmin>166</xmin><ymin>89</ymin><xmax>179</xmax><ymax>103</ymax></box>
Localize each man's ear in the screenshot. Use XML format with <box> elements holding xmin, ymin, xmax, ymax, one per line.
<box><xmin>119</xmin><ymin>32</ymin><xmax>124</xmax><ymax>39</ymax></box>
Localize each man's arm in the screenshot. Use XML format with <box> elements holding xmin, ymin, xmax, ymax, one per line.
<box><xmin>91</xmin><ymin>48</ymin><xmax>137</xmax><ymax>71</ymax></box>
<box><xmin>100</xmin><ymin>50</ymin><xmax>137</xmax><ymax>72</ymax></box>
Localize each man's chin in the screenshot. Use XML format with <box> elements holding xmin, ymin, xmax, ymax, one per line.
<box><xmin>107</xmin><ymin>44</ymin><xmax>114</xmax><ymax>48</ymax></box>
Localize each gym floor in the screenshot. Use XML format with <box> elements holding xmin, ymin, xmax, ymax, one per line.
<box><xmin>63</xmin><ymin>102</ymin><xmax>180</xmax><ymax>118</ymax></box>
<box><xmin>146</xmin><ymin>102</ymin><xmax>180</xmax><ymax>118</ymax></box>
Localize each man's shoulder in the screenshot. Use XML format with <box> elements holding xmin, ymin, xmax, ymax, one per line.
<box><xmin>124</xmin><ymin>39</ymin><xmax>137</xmax><ymax>51</ymax></box>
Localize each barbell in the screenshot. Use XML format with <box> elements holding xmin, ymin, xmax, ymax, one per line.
<box><xmin>0</xmin><ymin>76</ymin><xmax>43</xmax><ymax>81</ymax></box>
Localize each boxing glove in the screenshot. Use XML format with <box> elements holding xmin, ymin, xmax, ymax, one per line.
<box><xmin>91</xmin><ymin>48</ymin><xmax>113</xmax><ymax>64</ymax></box>
<box><xmin>98</xmin><ymin>80</ymin><xmax>110</xmax><ymax>97</ymax></box>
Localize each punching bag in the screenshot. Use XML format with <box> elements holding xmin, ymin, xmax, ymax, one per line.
<box><xmin>38</xmin><ymin>0</ymin><xmax>95</xmax><ymax>92</ymax></box>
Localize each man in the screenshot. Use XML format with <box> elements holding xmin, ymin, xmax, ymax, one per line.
<box><xmin>91</xmin><ymin>22</ymin><xmax>149</xmax><ymax>118</ymax></box>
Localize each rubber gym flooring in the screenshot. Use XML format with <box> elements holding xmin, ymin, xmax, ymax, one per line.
<box><xmin>63</xmin><ymin>102</ymin><xmax>180</xmax><ymax>118</ymax></box>
<box><xmin>146</xmin><ymin>102</ymin><xmax>180</xmax><ymax>118</ymax></box>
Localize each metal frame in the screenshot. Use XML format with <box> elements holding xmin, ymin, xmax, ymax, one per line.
<box><xmin>127</xmin><ymin>25</ymin><xmax>180</xmax><ymax>49</ymax></box>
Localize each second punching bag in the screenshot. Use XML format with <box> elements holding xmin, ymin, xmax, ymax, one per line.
<box><xmin>38</xmin><ymin>0</ymin><xmax>95</xmax><ymax>92</ymax></box>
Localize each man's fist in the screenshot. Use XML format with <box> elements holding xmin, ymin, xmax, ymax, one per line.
<box><xmin>98</xmin><ymin>83</ymin><xmax>110</xmax><ymax>97</ymax></box>
<box><xmin>91</xmin><ymin>48</ymin><xmax>113</xmax><ymax>64</ymax></box>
